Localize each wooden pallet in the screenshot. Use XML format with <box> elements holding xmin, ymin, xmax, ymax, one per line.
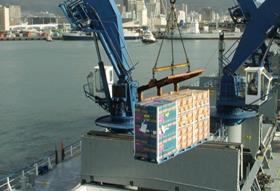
<box><xmin>134</xmin><ymin>137</ymin><xmax>210</xmax><ymax>164</ymax></box>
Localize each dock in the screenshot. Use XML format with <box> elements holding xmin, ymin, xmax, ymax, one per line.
<box><xmin>0</xmin><ymin>37</ymin><xmax>62</xmax><ymax>41</ymax></box>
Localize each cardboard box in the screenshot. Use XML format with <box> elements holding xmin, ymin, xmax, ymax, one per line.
<box><xmin>135</xmin><ymin>89</ymin><xmax>210</xmax><ymax>163</ymax></box>
<box><xmin>135</xmin><ymin>99</ymin><xmax>177</xmax><ymax>163</ymax></box>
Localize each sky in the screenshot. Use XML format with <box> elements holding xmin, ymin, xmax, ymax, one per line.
<box><xmin>0</xmin><ymin>0</ymin><xmax>235</xmax><ymax>14</ymax></box>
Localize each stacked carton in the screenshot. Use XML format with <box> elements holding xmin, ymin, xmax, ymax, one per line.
<box><xmin>162</xmin><ymin>90</ymin><xmax>210</xmax><ymax>150</ymax></box>
<box><xmin>159</xmin><ymin>92</ymin><xmax>193</xmax><ymax>151</ymax></box>
<box><xmin>134</xmin><ymin>99</ymin><xmax>177</xmax><ymax>163</ymax></box>
<box><xmin>134</xmin><ymin>89</ymin><xmax>210</xmax><ymax>163</ymax></box>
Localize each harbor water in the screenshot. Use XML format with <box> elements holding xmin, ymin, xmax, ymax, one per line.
<box><xmin>0</xmin><ymin>39</ymin><xmax>232</xmax><ymax>176</ymax></box>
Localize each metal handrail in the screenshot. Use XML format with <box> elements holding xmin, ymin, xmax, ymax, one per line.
<box><xmin>0</xmin><ymin>140</ymin><xmax>82</xmax><ymax>191</ymax></box>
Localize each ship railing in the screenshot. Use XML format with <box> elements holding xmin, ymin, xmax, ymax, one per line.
<box><xmin>0</xmin><ymin>140</ymin><xmax>82</xmax><ymax>191</ymax></box>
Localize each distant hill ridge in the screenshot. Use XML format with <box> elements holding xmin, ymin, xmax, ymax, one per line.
<box><xmin>0</xmin><ymin>0</ymin><xmax>234</xmax><ymax>14</ymax></box>
<box><xmin>176</xmin><ymin>0</ymin><xmax>233</xmax><ymax>12</ymax></box>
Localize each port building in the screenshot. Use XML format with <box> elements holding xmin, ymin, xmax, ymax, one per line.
<box><xmin>8</xmin><ymin>5</ymin><xmax>21</xmax><ymax>26</ymax></box>
<box><xmin>0</xmin><ymin>5</ymin><xmax>10</xmax><ymax>31</ymax></box>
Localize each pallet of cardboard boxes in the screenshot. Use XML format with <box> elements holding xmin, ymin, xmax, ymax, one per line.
<box><xmin>134</xmin><ymin>89</ymin><xmax>210</xmax><ymax>164</ymax></box>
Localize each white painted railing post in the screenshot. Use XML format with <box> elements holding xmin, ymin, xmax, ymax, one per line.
<box><xmin>7</xmin><ymin>177</ymin><xmax>12</xmax><ymax>191</ymax></box>
<box><xmin>34</xmin><ymin>163</ymin><xmax>39</xmax><ymax>176</ymax></box>
<box><xmin>48</xmin><ymin>157</ymin><xmax>53</xmax><ymax>169</ymax></box>
<box><xmin>70</xmin><ymin>145</ymin><xmax>73</xmax><ymax>157</ymax></box>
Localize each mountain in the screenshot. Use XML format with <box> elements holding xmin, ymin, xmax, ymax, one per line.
<box><xmin>0</xmin><ymin>0</ymin><xmax>234</xmax><ymax>14</ymax></box>
<box><xmin>178</xmin><ymin>0</ymin><xmax>234</xmax><ymax>12</ymax></box>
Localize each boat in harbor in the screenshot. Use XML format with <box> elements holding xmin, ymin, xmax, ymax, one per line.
<box><xmin>62</xmin><ymin>31</ymin><xmax>94</xmax><ymax>40</ymax></box>
<box><xmin>156</xmin><ymin>30</ymin><xmax>242</xmax><ymax>40</ymax></box>
<box><xmin>165</xmin><ymin>31</ymin><xmax>242</xmax><ymax>40</ymax></box>
<box><xmin>142</xmin><ymin>30</ymin><xmax>157</xmax><ymax>43</ymax></box>
<box><xmin>123</xmin><ymin>28</ymin><xmax>141</xmax><ymax>40</ymax></box>
<box><xmin>62</xmin><ymin>30</ymin><xmax>141</xmax><ymax>41</ymax></box>
<box><xmin>46</xmin><ymin>35</ymin><xmax>53</xmax><ymax>42</ymax></box>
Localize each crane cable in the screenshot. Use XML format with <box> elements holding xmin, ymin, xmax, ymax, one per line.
<box><xmin>152</xmin><ymin>0</ymin><xmax>190</xmax><ymax>79</ymax></box>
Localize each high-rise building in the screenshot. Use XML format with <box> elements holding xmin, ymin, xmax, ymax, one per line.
<box><xmin>136</xmin><ymin>0</ymin><xmax>148</xmax><ymax>26</ymax></box>
<box><xmin>146</xmin><ymin>0</ymin><xmax>163</xmax><ymax>15</ymax></box>
<box><xmin>0</xmin><ymin>5</ymin><xmax>10</xmax><ymax>31</ymax></box>
<box><xmin>116</xmin><ymin>4</ymin><xmax>126</xmax><ymax>15</ymax></box>
<box><xmin>27</xmin><ymin>12</ymin><xmax>58</xmax><ymax>25</ymax></box>
<box><xmin>182</xmin><ymin>3</ymin><xmax>188</xmax><ymax>21</ymax></box>
<box><xmin>153</xmin><ymin>0</ymin><xmax>161</xmax><ymax>16</ymax></box>
<box><xmin>177</xmin><ymin>10</ymin><xmax>186</xmax><ymax>24</ymax></box>
<box><xmin>188</xmin><ymin>11</ymin><xmax>202</xmax><ymax>23</ymax></box>
<box><xmin>159</xmin><ymin>0</ymin><xmax>166</xmax><ymax>15</ymax></box>
<box><xmin>8</xmin><ymin>5</ymin><xmax>21</xmax><ymax>26</ymax></box>
<box><xmin>123</xmin><ymin>0</ymin><xmax>129</xmax><ymax>11</ymax></box>
<box><xmin>200</xmin><ymin>7</ymin><xmax>216</xmax><ymax>22</ymax></box>
<box><xmin>124</xmin><ymin>0</ymin><xmax>136</xmax><ymax>12</ymax></box>
<box><xmin>146</xmin><ymin>1</ymin><xmax>155</xmax><ymax>18</ymax></box>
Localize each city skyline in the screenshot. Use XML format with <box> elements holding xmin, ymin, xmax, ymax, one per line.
<box><xmin>0</xmin><ymin>0</ymin><xmax>235</xmax><ymax>32</ymax></box>
<box><xmin>0</xmin><ymin>0</ymin><xmax>234</xmax><ymax>14</ymax></box>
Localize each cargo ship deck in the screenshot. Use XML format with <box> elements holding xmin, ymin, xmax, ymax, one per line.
<box><xmin>31</xmin><ymin>131</ymin><xmax>280</xmax><ymax>191</ymax></box>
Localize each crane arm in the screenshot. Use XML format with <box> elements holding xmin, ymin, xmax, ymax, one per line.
<box><xmin>59</xmin><ymin>0</ymin><xmax>132</xmax><ymax>79</ymax></box>
<box><xmin>217</xmin><ymin>0</ymin><xmax>280</xmax><ymax>125</ymax></box>
<box><xmin>237</xmin><ymin>0</ymin><xmax>257</xmax><ymax>18</ymax></box>
<box><xmin>60</xmin><ymin>0</ymin><xmax>137</xmax><ymax>131</ymax></box>
<box><xmin>226</xmin><ymin>0</ymin><xmax>280</xmax><ymax>74</ymax></box>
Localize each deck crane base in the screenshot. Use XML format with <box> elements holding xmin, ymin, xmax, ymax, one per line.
<box><xmin>95</xmin><ymin>115</ymin><xmax>134</xmax><ymax>132</ymax></box>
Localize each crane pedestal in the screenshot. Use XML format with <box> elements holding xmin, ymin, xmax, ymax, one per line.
<box><xmin>227</xmin><ymin>124</ymin><xmax>242</xmax><ymax>143</ymax></box>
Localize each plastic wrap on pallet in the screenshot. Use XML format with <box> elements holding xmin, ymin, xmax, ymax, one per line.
<box><xmin>134</xmin><ymin>99</ymin><xmax>177</xmax><ymax>163</ymax></box>
<box><xmin>134</xmin><ymin>89</ymin><xmax>210</xmax><ymax>163</ymax></box>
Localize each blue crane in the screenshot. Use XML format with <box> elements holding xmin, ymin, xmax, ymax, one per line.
<box><xmin>59</xmin><ymin>0</ymin><xmax>138</xmax><ymax>131</ymax></box>
<box><xmin>217</xmin><ymin>0</ymin><xmax>280</xmax><ymax>125</ymax></box>
<box><xmin>59</xmin><ymin>0</ymin><xmax>280</xmax><ymax>132</ymax></box>
<box><xmin>59</xmin><ymin>0</ymin><xmax>203</xmax><ymax>132</ymax></box>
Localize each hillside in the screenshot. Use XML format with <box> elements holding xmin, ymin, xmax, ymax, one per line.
<box><xmin>0</xmin><ymin>0</ymin><xmax>235</xmax><ymax>14</ymax></box>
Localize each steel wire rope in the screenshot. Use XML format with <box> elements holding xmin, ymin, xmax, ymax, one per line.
<box><xmin>152</xmin><ymin>0</ymin><xmax>191</xmax><ymax>78</ymax></box>
<box><xmin>152</xmin><ymin>9</ymin><xmax>173</xmax><ymax>79</ymax></box>
<box><xmin>173</xmin><ymin>6</ymin><xmax>190</xmax><ymax>72</ymax></box>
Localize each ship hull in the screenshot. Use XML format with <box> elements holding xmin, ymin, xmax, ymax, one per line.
<box><xmin>62</xmin><ymin>35</ymin><xmax>94</xmax><ymax>41</ymax></box>
<box><xmin>62</xmin><ymin>34</ymin><xmax>140</xmax><ymax>41</ymax></box>
<box><xmin>142</xmin><ymin>39</ymin><xmax>156</xmax><ymax>43</ymax></box>
<box><xmin>157</xmin><ymin>32</ymin><xmax>242</xmax><ymax>40</ymax></box>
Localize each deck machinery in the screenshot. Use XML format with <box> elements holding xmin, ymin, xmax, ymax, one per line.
<box><xmin>59</xmin><ymin>0</ymin><xmax>280</xmax><ymax>190</ymax></box>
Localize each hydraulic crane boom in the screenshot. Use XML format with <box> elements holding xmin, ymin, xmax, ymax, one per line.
<box><xmin>217</xmin><ymin>0</ymin><xmax>280</xmax><ymax>125</ymax></box>
<box><xmin>227</xmin><ymin>0</ymin><xmax>280</xmax><ymax>73</ymax></box>
<box><xmin>59</xmin><ymin>0</ymin><xmax>137</xmax><ymax>131</ymax></box>
<box><xmin>59</xmin><ymin>0</ymin><xmax>204</xmax><ymax>131</ymax></box>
